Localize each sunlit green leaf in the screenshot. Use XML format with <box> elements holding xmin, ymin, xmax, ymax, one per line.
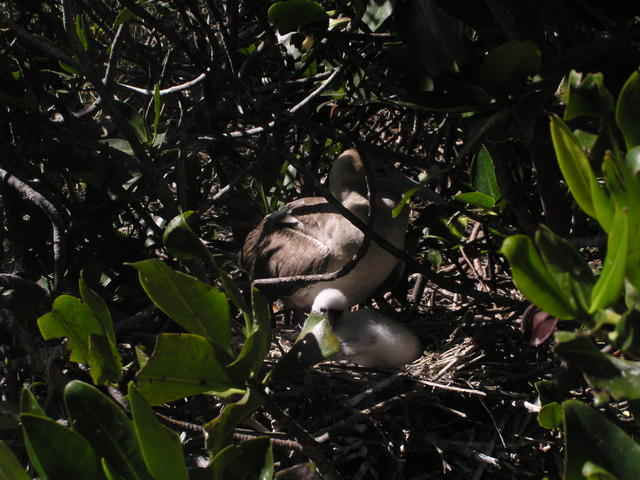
<box><xmin>38</xmin><ymin>295</ymin><xmax>103</xmax><ymax>364</ymax></box>
<box><xmin>549</xmin><ymin>114</ymin><xmax>599</xmax><ymax>220</ymax></box>
<box><xmin>454</xmin><ymin>192</ymin><xmax>495</xmax><ymax>209</ymax></box>
<box><xmin>130</xmin><ymin>259</ymin><xmax>231</xmax><ymax>354</ymax></box>
<box><xmin>534</xmin><ymin>225</ymin><xmax>594</xmax><ymax>314</ymax></box>
<box><xmin>501</xmin><ymin>235</ymin><xmax>577</xmax><ymax>319</ymax></box>
<box><xmin>272</xmin><ymin>312</ymin><xmax>341</xmax><ymax>377</ymax></box>
<box><xmin>137</xmin><ymin>333</ymin><xmax>242</xmax><ymax>405</ymax></box>
<box><xmin>589</xmin><ymin>208</ymin><xmax>628</xmax><ymax>313</ymax></box>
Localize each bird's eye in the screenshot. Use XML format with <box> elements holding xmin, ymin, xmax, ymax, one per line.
<box><xmin>320</xmin><ymin>307</ymin><xmax>327</xmax><ymax>313</ymax></box>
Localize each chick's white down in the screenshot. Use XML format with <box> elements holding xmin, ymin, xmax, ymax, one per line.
<box><xmin>311</xmin><ymin>289</ymin><xmax>422</xmax><ymax>369</ymax></box>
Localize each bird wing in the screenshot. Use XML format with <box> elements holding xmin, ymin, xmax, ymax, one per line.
<box><xmin>239</xmin><ymin>197</ymin><xmax>340</xmax><ymax>280</ymax></box>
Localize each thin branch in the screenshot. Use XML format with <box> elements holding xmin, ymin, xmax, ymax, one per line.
<box><xmin>0</xmin><ymin>168</ymin><xmax>65</xmax><ymax>295</ymax></box>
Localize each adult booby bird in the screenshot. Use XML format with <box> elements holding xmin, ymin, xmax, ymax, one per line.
<box><xmin>239</xmin><ymin>148</ymin><xmax>416</xmax><ymax>310</ymax></box>
<box><xmin>311</xmin><ymin>288</ymin><xmax>422</xmax><ymax>368</ymax></box>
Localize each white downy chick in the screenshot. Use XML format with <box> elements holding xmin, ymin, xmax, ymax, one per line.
<box><xmin>311</xmin><ymin>288</ymin><xmax>422</xmax><ymax>369</ymax></box>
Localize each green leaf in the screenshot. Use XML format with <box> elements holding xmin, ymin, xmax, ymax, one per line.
<box><xmin>130</xmin><ymin>259</ymin><xmax>231</xmax><ymax>354</ymax></box>
<box><xmin>454</xmin><ymin>192</ymin><xmax>496</xmax><ymax>209</ymax></box>
<box><xmin>38</xmin><ymin>295</ymin><xmax>103</xmax><ymax>364</ymax></box>
<box><xmin>100</xmin><ymin>138</ymin><xmax>134</xmax><ymax>155</ymax></box>
<box><xmin>80</xmin><ymin>276</ymin><xmax>122</xmax><ymax>384</ymax></box>
<box><xmin>479</xmin><ymin>40</ymin><xmax>540</xmax><ymax>95</ymax></box>
<box><xmin>537</xmin><ymin>402</ymin><xmax>563</xmax><ymax>430</ymax></box>
<box><xmin>210</xmin><ymin>437</ymin><xmax>274</xmax><ymax>480</ymax></box>
<box><xmin>64</xmin><ymin>381</ymin><xmax>153</xmax><ymax>480</ymax></box>
<box><xmin>114</xmin><ymin>8</ymin><xmax>136</xmax><ymax>26</ymax></box>
<box><xmin>589</xmin><ymin>208</ymin><xmax>628</xmax><ymax>313</ymax></box>
<box><xmin>20</xmin><ymin>388</ymin><xmax>46</xmax><ymax>417</ymax></box>
<box><xmin>18</xmin><ymin>390</ymin><xmax>47</xmax><ymax>476</ymax></box>
<box><xmin>153</xmin><ymin>83</ymin><xmax>161</xmax><ymax>138</ymax></box>
<box><xmin>272</xmin><ymin>312</ymin><xmax>341</xmax><ymax>377</ymax></box>
<box><xmin>563</xmin><ymin>71</ymin><xmax>615</xmax><ymax>121</ymax></box>
<box><xmin>136</xmin><ymin>333</ymin><xmax>243</xmax><ymax>405</ymax></box>
<box><xmin>129</xmin><ymin>111</ymin><xmax>149</xmax><ymax>145</ymax></box>
<box><xmin>616</xmin><ymin>70</ymin><xmax>640</xmax><ymax>151</ymax></box>
<box><xmin>392</xmin><ymin>185</ymin><xmax>420</xmax><ymax>218</ymax></box>
<box><xmin>556</xmin><ymin>335</ymin><xmax>640</xmax><ymax>401</ymax></box>
<box><xmin>534</xmin><ymin>225</ymin><xmax>594</xmax><ymax>314</ymax></box>
<box><xmin>0</xmin><ymin>441</ymin><xmax>31</xmax><ymax>480</ymax></box>
<box><xmin>471</xmin><ymin>146</ymin><xmax>502</xmax><ymax>202</ymax></box>
<box><xmin>163</xmin><ymin>211</ymin><xmax>210</xmax><ymax>261</ymax></box>
<box><xmin>88</xmin><ymin>334</ymin><xmax>123</xmax><ymax>384</ymax></box>
<box><xmin>128</xmin><ymin>383</ymin><xmax>189</xmax><ymax>480</ymax></box>
<box><xmin>267</xmin><ymin>0</ymin><xmax>329</xmax><ymax>34</ymax></box>
<box><xmin>611</xmin><ymin>309</ymin><xmax>640</xmax><ymax>357</ymax></box>
<box><xmin>549</xmin><ymin>114</ymin><xmax>600</xmax><ymax>220</ymax></box>
<box><xmin>21</xmin><ymin>413</ymin><xmax>106</xmax><ymax>480</ymax></box>
<box><xmin>582</xmin><ymin>461</ymin><xmax>619</xmax><ymax>480</ymax></box>
<box><xmin>228</xmin><ymin>288</ymin><xmax>272</xmax><ymax>381</ymax></box>
<box><xmin>75</xmin><ymin>15</ymin><xmax>89</xmax><ymax>51</ymax></box>
<box><xmin>79</xmin><ymin>274</ymin><xmax>116</xmax><ymax>345</ymax></box>
<box><xmin>501</xmin><ymin>235</ymin><xmax>577</xmax><ymax>319</ymax></box>
<box><xmin>205</xmin><ymin>386</ymin><xmax>265</xmax><ymax>456</ymax></box>
<box><xmin>162</xmin><ymin>212</ymin><xmax>250</xmax><ymax>321</ymax></box>
<box><xmin>563</xmin><ymin>400</ymin><xmax>640</xmax><ymax>480</ymax></box>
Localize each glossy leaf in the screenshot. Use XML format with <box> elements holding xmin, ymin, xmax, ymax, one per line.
<box><xmin>0</xmin><ymin>441</ymin><xmax>30</xmax><ymax>480</ymax></box>
<box><xmin>589</xmin><ymin>208</ymin><xmax>628</xmax><ymax>313</ymax></box>
<box><xmin>267</xmin><ymin>0</ymin><xmax>329</xmax><ymax>34</ymax></box>
<box><xmin>137</xmin><ymin>333</ymin><xmax>242</xmax><ymax>405</ymax></box>
<box><xmin>501</xmin><ymin>235</ymin><xmax>577</xmax><ymax>319</ymax></box>
<box><xmin>616</xmin><ymin>70</ymin><xmax>640</xmax><ymax>151</ymax></box>
<box><xmin>38</xmin><ymin>295</ymin><xmax>103</xmax><ymax>364</ymax></box>
<box><xmin>21</xmin><ymin>413</ymin><xmax>106</xmax><ymax>480</ymax></box>
<box><xmin>454</xmin><ymin>192</ymin><xmax>496</xmax><ymax>209</ymax></box>
<box><xmin>563</xmin><ymin>71</ymin><xmax>614</xmax><ymax>121</ymax></box>
<box><xmin>64</xmin><ymin>381</ymin><xmax>153</xmax><ymax>480</ymax></box>
<box><xmin>534</xmin><ymin>225</ymin><xmax>594</xmax><ymax>314</ymax></box>
<box><xmin>479</xmin><ymin>40</ymin><xmax>540</xmax><ymax>95</ymax></box>
<box><xmin>205</xmin><ymin>386</ymin><xmax>265</xmax><ymax>456</ymax></box>
<box><xmin>550</xmin><ymin>114</ymin><xmax>600</xmax><ymax>221</ymax></box>
<box><xmin>210</xmin><ymin>437</ymin><xmax>274</xmax><ymax>480</ymax></box>
<box><xmin>563</xmin><ymin>400</ymin><xmax>640</xmax><ymax>480</ymax></box>
<box><xmin>130</xmin><ymin>259</ymin><xmax>231</xmax><ymax>354</ymax></box>
<box><xmin>128</xmin><ymin>383</ymin><xmax>189</xmax><ymax>480</ymax></box>
<box><xmin>272</xmin><ymin>312</ymin><xmax>341</xmax><ymax>377</ymax></box>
